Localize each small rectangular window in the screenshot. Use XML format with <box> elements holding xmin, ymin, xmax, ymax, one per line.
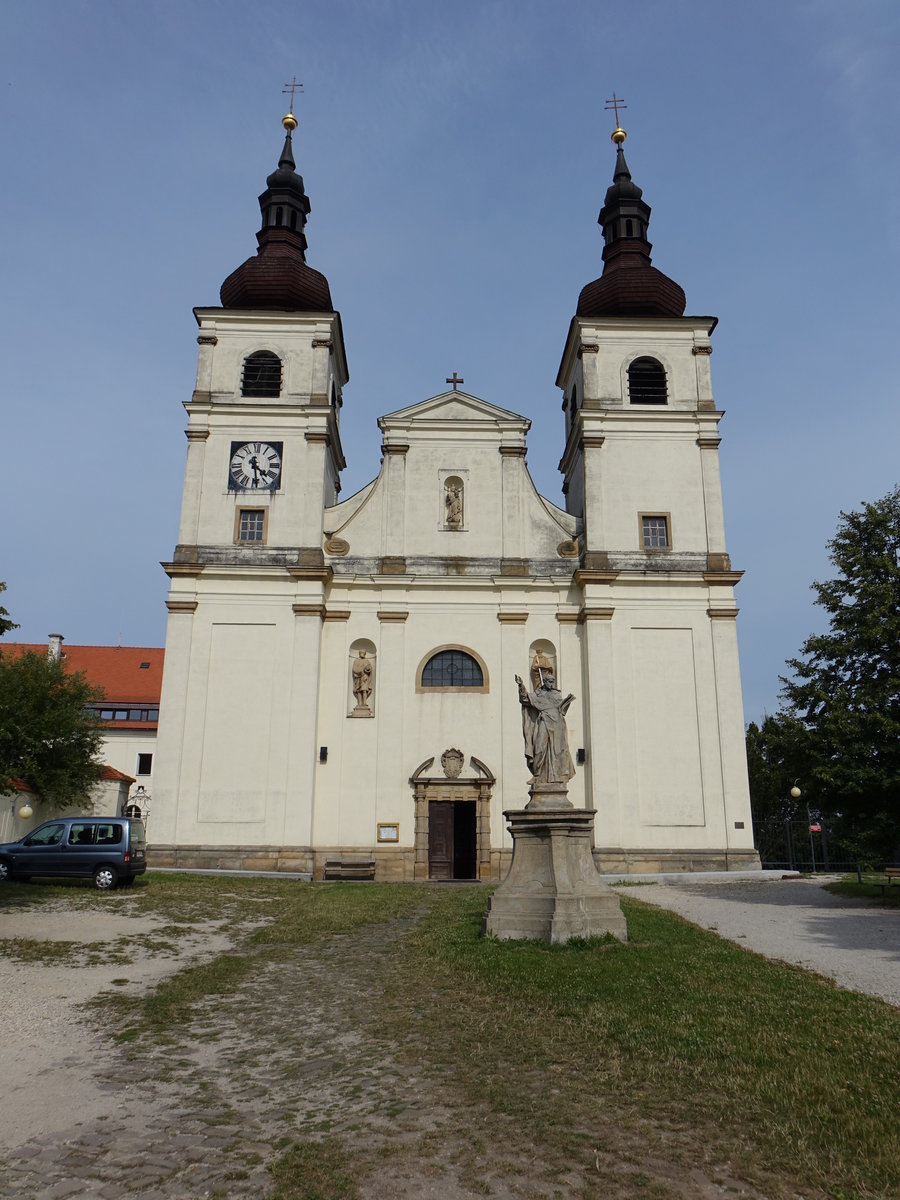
<box><xmin>641</xmin><ymin>514</ymin><xmax>670</xmax><ymax>549</ymax></box>
<box><xmin>235</xmin><ymin>508</ymin><xmax>267</xmax><ymax>544</ymax></box>
<box><xmin>148</xmin><ymin>708</ymin><xmax>159</xmax><ymax>721</ymax></box>
<box><xmin>129</xmin><ymin>708</ymin><xmax>143</xmax><ymax>721</ymax></box>
<box><xmin>137</xmin><ymin>753</ymin><xmax>153</xmax><ymax>775</ymax></box>
<box><xmin>114</xmin><ymin>709</ymin><xmax>129</xmax><ymax>721</ymax></box>
<box><xmin>100</xmin><ymin>709</ymin><xmax>115</xmax><ymax>721</ymax></box>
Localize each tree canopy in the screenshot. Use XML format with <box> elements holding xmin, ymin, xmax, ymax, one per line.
<box><xmin>0</xmin><ymin>649</ymin><xmax>105</xmax><ymax>809</ymax></box>
<box><xmin>0</xmin><ymin>582</ymin><xmax>17</xmax><ymax>639</ymax></box>
<box><xmin>775</xmin><ymin>486</ymin><xmax>900</xmax><ymax>861</ymax></box>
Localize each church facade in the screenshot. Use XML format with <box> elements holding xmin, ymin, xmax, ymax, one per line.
<box><xmin>152</xmin><ymin>112</ymin><xmax>758</xmax><ymax>878</ymax></box>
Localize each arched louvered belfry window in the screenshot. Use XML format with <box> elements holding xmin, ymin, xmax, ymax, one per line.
<box><xmin>241</xmin><ymin>351</ymin><xmax>282</xmax><ymax>398</ymax></box>
<box><xmin>627</xmin><ymin>357</ymin><xmax>668</xmax><ymax>405</ymax></box>
<box><xmin>418</xmin><ymin>647</ymin><xmax>488</xmax><ymax>692</ymax></box>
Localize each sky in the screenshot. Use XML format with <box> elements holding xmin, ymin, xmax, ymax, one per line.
<box><xmin>2</xmin><ymin>0</ymin><xmax>899</xmax><ymax>724</ymax></box>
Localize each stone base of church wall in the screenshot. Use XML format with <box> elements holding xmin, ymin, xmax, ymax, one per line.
<box><xmin>149</xmin><ymin>844</ymin><xmax>760</xmax><ymax>878</ymax></box>
<box><xmin>592</xmin><ymin>847</ymin><xmax>761</xmax><ymax>874</ymax></box>
<box><xmin>149</xmin><ymin>845</ymin><xmax>418</xmax><ymax>880</ymax></box>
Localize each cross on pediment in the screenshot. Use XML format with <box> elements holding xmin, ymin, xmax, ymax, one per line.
<box><xmin>446</xmin><ymin>372</ymin><xmax>464</xmax><ymax>391</ymax></box>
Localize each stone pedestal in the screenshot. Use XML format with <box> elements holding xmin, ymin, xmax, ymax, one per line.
<box><xmin>484</xmin><ymin>784</ymin><xmax>627</xmax><ymax>944</ymax></box>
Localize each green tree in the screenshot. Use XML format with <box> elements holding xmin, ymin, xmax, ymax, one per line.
<box><xmin>780</xmin><ymin>486</ymin><xmax>900</xmax><ymax>863</ymax></box>
<box><xmin>745</xmin><ymin>713</ymin><xmax>817</xmax><ymax>826</ymax></box>
<box><xmin>0</xmin><ymin>582</ymin><xmax>17</xmax><ymax>638</ymax></box>
<box><xmin>0</xmin><ymin>650</ymin><xmax>105</xmax><ymax>809</ymax></box>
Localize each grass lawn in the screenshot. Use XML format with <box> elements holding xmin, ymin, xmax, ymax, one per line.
<box><xmin>4</xmin><ymin>874</ymin><xmax>898</xmax><ymax>1199</ymax></box>
<box><xmin>824</xmin><ymin>875</ymin><xmax>900</xmax><ymax>908</ymax></box>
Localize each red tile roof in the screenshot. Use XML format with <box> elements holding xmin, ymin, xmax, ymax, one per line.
<box><xmin>2</xmin><ymin>644</ymin><xmax>164</xmax><ymax>704</ymax></box>
<box><xmin>100</xmin><ymin>766</ymin><xmax>136</xmax><ymax>783</ymax></box>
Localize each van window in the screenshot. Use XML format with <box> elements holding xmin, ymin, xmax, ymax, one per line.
<box><xmin>26</xmin><ymin>823</ymin><xmax>65</xmax><ymax>846</ymax></box>
<box><xmin>96</xmin><ymin>824</ymin><xmax>123</xmax><ymax>845</ymax></box>
<box><xmin>129</xmin><ymin>822</ymin><xmax>145</xmax><ymax>846</ymax></box>
<box><xmin>68</xmin><ymin>824</ymin><xmax>96</xmax><ymax>846</ymax></box>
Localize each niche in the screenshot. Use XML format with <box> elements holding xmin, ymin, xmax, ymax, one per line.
<box><xmin>348</xmin><ymin>639</ymin><xmax>377</xmax><ymax>717</ymax></box>
<box><xmin>528</xmin><ymin>640</ymin><xmax>558</xmax><ymax>690</ymax></box>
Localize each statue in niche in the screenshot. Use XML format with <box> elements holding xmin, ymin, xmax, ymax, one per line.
<box><xmin>515</xmin><ymin>668</ymin><xmax>575</xmax><ymax>785</ymax></box>
<box><xmin>530</xmin><ymin>649</ymin><xmax>555</xmax><ymax>691</ymax></box>
<box><xmin>445</xmin><ymin>480</ymin><xmax>463</xmax><ymax>529</ymax></box>
<box><xmin>351</xmin><ymin>649</ymin><xmax>374</xmax><ymax>711</ymax></box>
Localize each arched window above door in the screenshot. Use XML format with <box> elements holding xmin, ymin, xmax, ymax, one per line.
<box><xmin>417</xmin><ymin>647</ymin><xmax>489</xmax><ymax>692</ymax></box>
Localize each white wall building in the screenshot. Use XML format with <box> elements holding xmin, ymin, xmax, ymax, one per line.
<box><xmin>153</xmin><ymin>116</ymin><xmax>757</xmax><ymax>879</ymax></box>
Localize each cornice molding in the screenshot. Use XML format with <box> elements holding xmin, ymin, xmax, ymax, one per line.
<box><xmin>288</xmin><ymin>565</ymin><xmax>334</xmax><ymax>583</ymax></box>
<box><xmin>497</xmin><ymin>612</ymin><xmax>529</xmax><ymax>624</ymax></box>
<box><xmin>703</xmin><ymin>570</ymin><xmax>744</xmax><ymax>586</ymax></box>
<box><xmin>573</xmin><ymin>569</ymin><xmax>619</xmax><ymax>587</ymax></box>
<box><xmin>377</xmin><ymin>610</ymin><xmax>409</xmax><ymax>622</ymax></box>
<box><xmin>162</xmin><ymin>562</ymin><xmax>204</xmax><ymax>578</ymax></box>
<box><xmin>292</xmin><ymin>603</ymin><xmax>326</xmax><ymax>618</ymax></box>
<box><xmin>581</xmin><ymin>607</ymin><xmax>615</xmax><ymax>621</ymax></box>
<box><xmin>165</xmin><ymin>599</ymin><xmax>198</xmax><ymax>613</ymax></box>
<box><xmin>708</xmin><ymin>607</ymin><xmax>739</xmax><ymax>619</ymax></box>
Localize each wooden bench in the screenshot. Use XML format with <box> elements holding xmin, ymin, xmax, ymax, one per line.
<box><xmin>877</xmin><ymin>866</ymin><xmax>900</xmax><ymax>895</ymax></box>
<box><xmin>323</xmin><ymin>858</ymin><xmax>376</xmax><ymax>881</ymax></box>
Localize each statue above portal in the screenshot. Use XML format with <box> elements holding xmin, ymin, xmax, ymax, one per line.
<box><xmin>514</xmin><ymin>669</ymin><xmax>575</xmax><ymax>785</ymax></box>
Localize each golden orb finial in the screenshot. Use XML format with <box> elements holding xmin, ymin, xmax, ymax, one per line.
<box><xmin>611</xmin><ymin>126</ymin><xmax>627</xmax><ymax>146</ymax></box>
<box><xmin>282</xmin><ymin>111</ymin><xmax>298</xmax><ymax>132</ymax></box>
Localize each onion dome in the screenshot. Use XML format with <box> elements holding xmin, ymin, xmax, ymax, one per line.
<box><xmin>576</xmin><ymin>128</ymin><xmax>685</xmax><ymax>319</ymax></box>
<box><xmin>220</xmin><ymin>113</ymin><xmax>333</xmax><ymax>311</ymax></box>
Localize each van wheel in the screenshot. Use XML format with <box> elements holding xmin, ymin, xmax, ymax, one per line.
<box><xmin>93</xmin><ymin>865</ymin><xmax>118</xmax><ymax>891</ymax></box>
<box><xmin>0</xmin><ymin>858</ymin><xmax>10</xmax><ymax>882</ymax></box>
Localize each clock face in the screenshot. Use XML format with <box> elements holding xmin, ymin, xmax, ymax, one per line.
<box><xmin>228</xmin><ymin>441</ymin><xmax>283</xmax><ymax>491</ymax></box>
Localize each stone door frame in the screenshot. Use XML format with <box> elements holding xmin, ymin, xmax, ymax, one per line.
<box><xmin>410</xmin><ymin>755</ymin><xmax>495</xmax><ymax>881</ymax></box>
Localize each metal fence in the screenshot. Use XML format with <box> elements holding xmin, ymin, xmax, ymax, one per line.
<box><xmin>754</xmin><ymin>815</ymin><xmax>857</xmax><ymax>873</ymax></box>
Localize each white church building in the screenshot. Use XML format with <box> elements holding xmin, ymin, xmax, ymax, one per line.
<box><xmin>152</xmin><ymin>112</ymin><xmax>757</xmax><ymax>879</ymax></box>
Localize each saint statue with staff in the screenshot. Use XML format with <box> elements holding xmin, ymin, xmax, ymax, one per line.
<box><xmin>514</xmin><ymin>664</ymin><xmax>575</xmax><ymax>785</ymax></box>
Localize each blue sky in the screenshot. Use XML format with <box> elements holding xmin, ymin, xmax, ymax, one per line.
<box><xmin>2</xmin><ymin>0</ymin><xmax>898</xmax><ymax>723</ymax></box>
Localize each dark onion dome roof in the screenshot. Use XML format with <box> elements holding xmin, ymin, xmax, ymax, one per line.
<box><xmin>576</xmin><ymin>136</ymin><xmax>685</xmax><ymax>319</ymax></box>
<box><xmin>220</xmin><ymin>116</ymin><xmax>334</xmax><ymax>311</ymax></box>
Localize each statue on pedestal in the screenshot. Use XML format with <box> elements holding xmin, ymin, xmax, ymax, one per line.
<box><xmin>515</xmin><ymin>669</ymin><xmax>575</xmax><ymax>785</ymax></box>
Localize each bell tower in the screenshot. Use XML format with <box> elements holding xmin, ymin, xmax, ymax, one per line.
<box><xmin>153</xmin><ymin>103</ymin><xmax>348</xmax><ymax>862</ymax></box>
<box><xmin>557</xmin><ymin>109</ymin><xmax>757</xmax><ymax>870</ymax></box>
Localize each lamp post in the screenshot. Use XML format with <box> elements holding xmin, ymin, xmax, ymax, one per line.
<box><xmin>790</xmin><ymin>783</ymin><xmax>803</xmax><ymax>871</ymax></box>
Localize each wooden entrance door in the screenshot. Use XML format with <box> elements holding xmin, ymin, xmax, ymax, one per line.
<box><xmin>428</xmin><ymin>801</ymin><xmax>453</xmax><ymax>880</ymax></box>
<box><xmin>428</xmin><ymin>793</ymin><xmax>477</xmax><ymax>880</ymax></box>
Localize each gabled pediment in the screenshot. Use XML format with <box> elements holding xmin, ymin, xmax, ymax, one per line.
<box><xmin>379</xmin><ymin>390</ymin><xmax>530</xmax><ymax>432</ymax></box>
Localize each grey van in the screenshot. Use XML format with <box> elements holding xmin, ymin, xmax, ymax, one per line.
<box><xmin>0</xmin><ymin>817</ymin><xmax>147</xmax><ymax>890</ymax></box>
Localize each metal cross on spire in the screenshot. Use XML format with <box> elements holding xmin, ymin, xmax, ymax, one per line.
<box><xmin>446</xmin><ymin>372</ymin><xmax>464</xmax><ymax>391</ymax></box>
<box><xmin>604</xmin><ymin>91</ymin><xmax>627</xmax><ymax>126</ymax></box>
<box><xmin>282</xmin><ymin>75</ymin><xmax>304</xmax><ymax>114</ymax></box>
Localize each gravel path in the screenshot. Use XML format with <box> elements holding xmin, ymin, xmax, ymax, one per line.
<box><xmin>617</xmin><ymin>877</ymin><xmax>899</xmax><ymax>1006</ymax></box>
